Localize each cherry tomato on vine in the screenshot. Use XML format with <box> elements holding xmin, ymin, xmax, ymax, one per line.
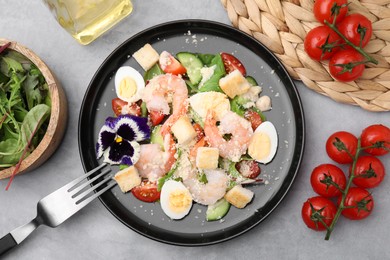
<box><xmin>304</xmin><ymin>26</ymin><xmax>342</xmax><ymax>61</ymax></box>
<box><xmin>351</xmin><ymin>155</ymin><xmax>385</xmax><ymax>189</ymax></box>
<box><xmin>313</xmin><ymin>0</ymin><xmax>348</xmax><ymax>24</ymax></box>
<box><xmin>329</xmin><ymin>49</ymin><xmax>365</xmax><ymax>82</ymax></box>
<box><xmin>302</xmin><ymin>196</ymin><xmax>337</xmax><ymax>231</ymax></box>
<box><xmin>337</xmin><ymin>13</ymin><xmax>373</xmax><ymax>48</ymax></box>
<box><xmin>311</xmin><ymin>164</ymin><xmax>346</xmax><ymax>198</ymax></box>
<box><xmin>361</xmin><ymin>124</ymin><xmax>390</xmax><ymax>156</ymax></box>
<box><xmin>221</xmin><ymin>52</ymin><xmax>246</xmax><ymax>76</ymax></box>
<box><xmin>326</xmin><ymin>131</ymin><xmax>358</xmax><ymax>164</ymax></box>
<box><xmin>338</xmin><ymin>187</ymin><xmax>374</xmax><ymax>220</ymax></box>
<box><xmin>131</xmin><ymin>181</ymin><xmax>160</xmax><ymax>203</ymax></box>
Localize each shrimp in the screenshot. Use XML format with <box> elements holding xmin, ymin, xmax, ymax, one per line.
<box><xmin>183</xmin><ymin>169</ymin><xmax>229</xmax><ymax>206</ymax></box>
<box><xmin>204</xmin><ymin>110</ymin><xmax>253</xmax><ymax>162</ymax></box>
<box><xmin>142</xmin><ymin>73</ymin><xmax>188</xmax><ymax>135</ymax></box>
<box><xmin>135</xmin><ymin>133</ymin><xmax>176</xmax><ymax>182</ymax></box>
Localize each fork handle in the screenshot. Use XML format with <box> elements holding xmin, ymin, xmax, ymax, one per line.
<box><xmin>0</xmin><ymin>233</ymin><xmax>17</xmax><ymax>255</ymax></box>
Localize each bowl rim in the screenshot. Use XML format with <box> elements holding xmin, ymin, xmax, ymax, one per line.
<box><xmin>0</xmin><ymin>38</ymin><xmax>68</xmax><ymax>179</ymax></box>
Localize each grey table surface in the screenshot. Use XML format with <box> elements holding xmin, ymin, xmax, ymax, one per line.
<box><xmin>1</xmin><ymin>1</ymin><xmax>390</xmax><ymax>259</ymax></box>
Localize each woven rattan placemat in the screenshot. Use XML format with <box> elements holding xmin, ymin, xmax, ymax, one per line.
<box><xmin>221</xmin><ymin>0</ymin><xmax>390</xmax><ymax>112</ymax></box>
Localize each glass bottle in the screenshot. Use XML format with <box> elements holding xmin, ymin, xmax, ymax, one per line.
<box><xmin>42</xmin><ymin>0</ymin><xmax>133</xmax><ymax>45</ymax></box>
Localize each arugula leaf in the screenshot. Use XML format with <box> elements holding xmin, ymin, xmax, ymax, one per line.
<box><xmin>21</xmin><ymin>104</ymin><xmax>50</xmax><ymax>144</ymax></box>
<box><xmin>198</xmin><ymin>54</ymin><xmax>226</xmax><ymax>93</ymax></box>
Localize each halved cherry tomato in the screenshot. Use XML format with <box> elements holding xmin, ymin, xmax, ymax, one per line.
<box><xmin>361</xmin><ymin>124</ymin><xmax>390</xmax><ymax>156</ymax></box>
<box><xmin>310</xmin><ymin>164</ymin><xmax>346</xmax><ymax>198</ymax></box>
<box><xmin>302</xmin><ymin>196</ymin><xmax>337</xmax><ymax>231</ymax></box>
<box><xmin>189</xmin><ymin>137</ymin><xmax>207</xmax><ymax>159</ymax></box>
<box><xmin>338</xmin><ymin>187</ymin><xmax>374</xmax><ymax>220</ymax></box>
<box><xmin>351</xmin><ymin>155</ymin><xmax>385</xmax><ymax>189</ymax></box>
<box><xmin>329</xmin><ymin>49</ymin><xmax>365</xmax><ymax>82</ymax></box>
<box><xmin>326</xmin><ymin>131</ymin><xmax>358</xmax><ymax>164</ymax></box>
<box><xmin>236</xmin><ymin>160</ymin><xmax>261</xmax><ymax>179</ymax></box>
<box><xmin>149</xmin><ymin>110</ymin><xmax>165</xmax><ymax>126</ymax></box>
<box><xmin>244</xmin><ymin>110</ymin><xmax>263</xmax><ymax>130</ymax></box>
<box><xmin>112</xmin><ymin>98</ymin><xmax>127</xmax><ymax>116</ymax></box>
<box><xmin>337</xmin><ymin>13</ymin><xmax>372</xmax><ymax>48</ymax></box>
<box><xmin>313</xmin><ymin>0</ymin><xmax>348</xmax><ymax>24</ymax></box>
<box><xmin>221</xmin><ymin>52</ymin><xmax>246</xmax><ymax>76</ymax></box>
<box><xmin>159</xmin><ymin>51</ymin><xmax>187</xmax><ymax>75</ymax></box>
<box><xmin>131</xmin><ymin>181</ymin><xmax>160</xmax><ymax>203</ymax></box>
<box><xmin>193</xmin><ymin>123</ymin><xmax>205</xmax><ymax>141</ymax></box>
<box><xmin>304</xmin><ymin>26</ymin><xmax>342</xmax><ymax>61</ymax></box>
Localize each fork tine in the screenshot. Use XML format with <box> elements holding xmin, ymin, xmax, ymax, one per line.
<box><xmin>65</xmin><ymin>163</ymin><xmax>108</xmax><ymax>191</ymax></box>
<box><xmin>75</xmin><ymin>181</ymin><xmax>116</xmax><ymax>208</ymax></box>
<box><xmin>70</xmin><ymin>168</ymin><xmax>111</xmax><ymax>197</ymax></box>
<box><xmin>74</xmin><ymin>174</ymin><xmax>114</xmax><ymax>205</ymax></box>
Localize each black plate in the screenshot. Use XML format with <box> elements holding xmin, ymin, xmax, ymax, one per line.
<box><xmin>78</xmin><ymin>20</ymin><xmax>305</xmax><ymax>246</ymax></box>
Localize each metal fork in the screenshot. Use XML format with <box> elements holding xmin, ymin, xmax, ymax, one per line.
<box><xmin>0</xmin><ymin>163</ymin><xmax>115</xmax><ymax>256</ymax></box>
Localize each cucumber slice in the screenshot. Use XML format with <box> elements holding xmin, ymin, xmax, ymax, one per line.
<box><xmin>177</xmin><ymin>52</ymin><xmax>203</xmax><ymax>85</ymax></box>
<box><xmin>206</xmin><ymin>198</ymin><xmax>231</xmax><ymax>221</ymax></box>
<box><xmin>245</xmin><ymin>76</ymin><xmax>258</xmax><ymax>86</ymax></box>
<box><xmin>150</xmin><ymin>125</ymin><xmax>164</xmax><ymax>149</ymax></box>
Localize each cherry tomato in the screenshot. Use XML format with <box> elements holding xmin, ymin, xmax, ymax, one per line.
<box><xmin>131</xmin><ymin>181</ymin><xmax>161</xmax><ymax>203</ymax></box>
<box><xmin>193</xmin><ymin>123</ymin><xmax>205</xmax><ymax>141</ymax></box>
<box><xmin>111</xmin><ymin>98</ymin><xmax>128</xmax><ymax>116</ymax></box>
<box><xmin>221</xmin><ymin>52</ymin><xmax>246</xmax><ymax>76</ymax></box>
<box><xmin>236</xmin><ymin>160</ymin><xmax>261</xmax><ymax>179</ymax></box>
<box><xmin>244</xmin><ymin>110</ymin><xmax>263</xmax><ymax>130</ymax></box>
<box><xmin>302</xmin><ymin>196</ymin><xmax>337</xmax><ymax>231</ymax></box>
<box><xmin>313</xmin><ymin>0</ymin><xmax>348</xmax><ymax>24</ymax></box>
<box><xmin>304</xmin><ymin>26</ymin><xmax>342</xmax><ymax>61</ymax></box>
<box><xmin>311</xmin><ymin>164</ymin><xmax>346</xmax><ymax>198</ymax></box>
<box><xmin>361</xmin><ymin>124</ymin><xmax>390</xmax><ymax>156</ymax></box>
<box><xmin>326</xmin><ymin>131</ymin><xmax>358</xmax><ymax>164</ymax></box>
<box><xmin>149</xmin><ymin>110</ymin><xmax>165</xmax><ymax>126</ymax></box>
<box><xmin>159</xmin><ymin>51</ymin><xmax>187</xmax><ymax>75</ymax></box>
<box><xmin>351</xmin><ymin>155</ymin><xmax>385</xmax><ymax>189</ymax></box>
<box><xmin>337</xmin><ymin>14</ymin><xmax>372</xmax><ymax>48</ymax></box>
<box><xmin>329</xmin><ymin>49</ymin><xmax>365</xmax><ymax>82</ymax></box>
<box><xmin>338</xmin><ymin>187</ymin><xmax>374</xmax><ymax>220</ymax></box>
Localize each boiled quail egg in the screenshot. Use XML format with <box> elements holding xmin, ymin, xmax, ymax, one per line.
<box><xmin>114</xmin><ymin>66</ymin><xmax>145</xmax><ymax>103</ymax></box>
<box><xmin>160</xmin><ymin>180</ymin><xmax>193</xmax><ymax>220</ymax></box>
<box><xmin>248</xmin><ymin>121</ymin><xmax>278</xmax><ymax>164</ymax></box>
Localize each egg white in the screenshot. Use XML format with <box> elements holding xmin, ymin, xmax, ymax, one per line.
<box><xmin>253</xmin><ymin>121</ymin><xmax>278</xmax><ymax>164</ymax></box>
<box><xmin>114</xmin><ymin>66</ymin><xmax>145</xmax><ymax>103</ymax></box>
<box><xmin>160</xmin><ymin>180</ymin><xmax>193</xmax><ymax>220</ymax></box>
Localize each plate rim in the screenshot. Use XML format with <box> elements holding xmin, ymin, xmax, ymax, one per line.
<box><xmin>78</xmin><ymin>19</ymin><xmax>305</xmax><ymax>246</ymax></box>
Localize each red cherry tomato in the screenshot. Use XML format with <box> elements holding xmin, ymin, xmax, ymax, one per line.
<box><xmin>159</xmin><ymin>51</ymin><xmax>187</xmax><ymax>75</ymax></box>
<box><xmin>149</xmin><ymin>110</ymin><xmax>165</xmax><ymax>126</ymax></box>
<box><xmin>329</xmin><ymin>49</ymin><xmax>365</xmax><ymax>82</ymax></box>
<box><xmin>351</xmin><ymin>155</ymin><xmax>385</xmax><ymax>188</ymax></box>
<box><xmin>244</xmin><ymin>110</ymin><xmax>263</xmax><ymax>130</ymax></box>
<box><xmin>361</xmin><ymin>124</ymin><xmax>390</xmax><ymax>156</ymax></box>
<box><xmin>111</xmin><ymin>98</ymin><xmax>142</xmax><ymax>117</ymax></box>
<box><xmin>304</xmin><ymin>26</ymin><xmax>342</xmax><ymax>61</ymax></box>
<box><xmin>236</xmin><ymin>160</ymin><xmax>261</xmax><ymax>179</ymax></box>
<box><xmin>310</xmin><ymin>164</ymin><xmax>346</xmax><ymax>198</ymax></box>
<box><xmin>337</xmin><ymin>14</ymin><xmax>373</xmax><ymax>48</ymax></box>
<box><xmin>326</xmin><ymin>131</ymin><xmax>358</xmax><ymax>164</ymax></box>
<box><xmin>220</xmin><ymin>52</ymin><xmax>246</xmax><ymax>76</ymax></box>
<box><xmin>313</xmin><ymin>0</ymin><xmax>348</xmax><ymax>24</ymax></box>
<box><xmin>302</xmin><ymin>196</ymin><xmax>337</xmax><ymax>231</ymax></box>
<box><xmin>192</xmin><ymin>123</ymin><xmax>205</xmax><ymax>142</ymax></box>
<box><xmin>338</xmin><ymin>187</ymin><xmax>374</xmax><ymax>220</ymax></box>
<box><xmin>131</xmin><ymin>181</ymin><xmax>161</xmax><ymax>203</ymax></box>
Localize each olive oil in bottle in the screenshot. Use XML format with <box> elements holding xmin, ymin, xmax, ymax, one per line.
<box><xmin>43</xmin><ymin>0</ymin><xmax>133</xmax><ymax>45</ymax></box>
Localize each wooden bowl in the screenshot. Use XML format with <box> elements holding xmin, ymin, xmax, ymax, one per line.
<box><xmin>0</xmin><ymin>39</ymin><xmax>68</xmax><ymax>180</ymax></box>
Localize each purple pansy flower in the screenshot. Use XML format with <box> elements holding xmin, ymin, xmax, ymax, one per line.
<box><xmin>96</xmin><ymin>114</ymin><xmax>150</xmax><ymax>165</ymax></box>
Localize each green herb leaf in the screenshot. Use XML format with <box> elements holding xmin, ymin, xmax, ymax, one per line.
<box><xmin>21</xmin><ymin>104</ymin><xmax>50</xmax><ymax>144</ymax></box>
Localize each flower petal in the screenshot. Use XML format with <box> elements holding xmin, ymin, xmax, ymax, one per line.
<box><xmin>114</xmin><ymin>115</ymin><xmax>150</xmax><ymax>142</ymax></box>
<box><xmin>96</xmin><ymin>125</ymin><xmax>116</xmax><ymax>158</ymax></box>
<box><xmin>103</xmin><ymin>140</ymin><xmax>141</xmax><ymax>165</ymax></box>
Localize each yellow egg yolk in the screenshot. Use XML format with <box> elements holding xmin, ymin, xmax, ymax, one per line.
<box><xmin>248</xmin><ymin>132</ymin><xmax>271</xmax><ymax>161</ymax></box>
<box><xmin>119</xmin><ymin>77</ymin><xmax>137</xmax><ymax>99</ymax></box>
<box><xmin>169</xmin><ymin>190</ymin><xmax>192</xmax><ymax>213</ymax></box>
